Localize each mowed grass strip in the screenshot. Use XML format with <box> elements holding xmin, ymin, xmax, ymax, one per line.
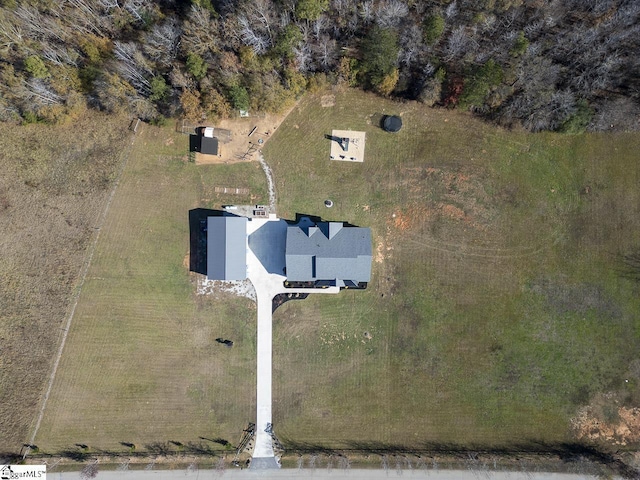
<box><xmin>265</xmin><ymin>89</ymin><xmax>640</xmax><ymax>449</ymax></box>
<box><xmin>0</xmin><ymin>112</ymin><xmax>132</xmax><ymax>452</ymax></box>
<box><xmin>36</xmin><ymin>125</ymin><xmax>267</xmax><ymax>452</ymax></box>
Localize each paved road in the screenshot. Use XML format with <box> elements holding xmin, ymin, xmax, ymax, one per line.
<box><xmin>46</xmin><ymin>468</ymin><xmax>603</xmax><ymax>480</ymax></box>
<box><xmin>246</xmin><ymin>217</ymin><xmax>340</xmax><ymax>467</ymax></box>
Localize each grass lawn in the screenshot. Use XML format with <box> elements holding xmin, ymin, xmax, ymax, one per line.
<box><xmin>264</xmin><ymin>89</ymin><xmax>640</xmax><ymax>449</ymax></box>
<box><xmin>0</xmin><ymin>112</ymin><xmax>131</xmax><ymax>453</ymax></box>
<box><xmin>35</xmin><ymin>124</ymin><xmax>268</xmax><ymax>453</ymax></box>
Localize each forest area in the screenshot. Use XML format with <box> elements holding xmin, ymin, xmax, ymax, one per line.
<box><xmin>0</xmin><ymin>0</ymin><xmax>638</xmax><ymax>132</ymax></box>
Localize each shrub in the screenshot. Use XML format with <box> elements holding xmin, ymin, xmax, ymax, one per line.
<box><xmin>423</xmin><ymin>14</ymin><xmax>445</xmax><ymax>45</ymax></box>
<box><xmin>295</xmin><ymin>0</ymin><xmax>329</xmax><ymax>21</ymax></box>
<box><xmin>510</xmin><ymin>31</ymin><xmax>529</xmax><ymax>57</ymax></box>
<box><xmin>150</xmin><ymin>114</ymin><xmax>168</xmax><ymax>126</ymax></box>
<box><xmin>24</xmin><ymin>56</ymin><xmax>49</xmax><ymax>78</ymax></box>
<box><xmin>359</xmin><ymin>26</ymin><xmax>399</xmax><ymax>90</ymax></box>
<box><xmin>559</xmin><ymin>100</ymin><xmax>593</xmax><ymax>134</ymax></box>
<box><xmin>459</xmin><ymin>59</ymin><xmax>504</xmax><ymax>109</ymax></box>
<box><xmin>375</xmin><ymin>68</ymin><xmax>399</xmax><ymax>96</ymax></box>
<box><xmin>149</xmin><ymin>76</ymin><xmax>169</xmax><ymax>102</ymax></box>
<box><xmin>186</xmin><ymin>53</ymin><xmax>207</xmax><ymax>80</ymax></box>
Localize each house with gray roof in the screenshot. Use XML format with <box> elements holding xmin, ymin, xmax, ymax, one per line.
<box><xmin>285</xmin><ymin>221</ymin><xmax>372</xmax><ymax>287</ymax></box>
<box><xmin>207</xmin><ymin>215</ymin><xmax>248</xmax><ymax>280</ymax></box>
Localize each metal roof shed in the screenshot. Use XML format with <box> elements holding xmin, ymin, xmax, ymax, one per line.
<box><xmin>207</xmin><ymin>216</ymin><xmax>247</xmax><ymax>280</ymax></box>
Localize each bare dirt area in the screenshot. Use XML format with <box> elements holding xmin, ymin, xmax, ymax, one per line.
<box><xmin>320</xmin><ymin>94</ymin><xmax>336</xmax><ymax>107</ymax></box>
<box><xmin>0</xmin><ymin>112</ymin><xmax>132</xmax><ymax>453</ymax></box>
<box><xmin>572</xmin><ymin>395</ymin><xmax>640</xmax><ymax>445</ymax></box>
<box><xmin>193</xmin><ymin>110</ymin><xmax>294</xmax><ymax>165</ymax></box>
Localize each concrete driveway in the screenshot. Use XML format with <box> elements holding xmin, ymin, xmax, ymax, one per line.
<box><xmin>246</xmin><ymin>216</ymin><xmax>340</xmax><ymax>468</ymax></box>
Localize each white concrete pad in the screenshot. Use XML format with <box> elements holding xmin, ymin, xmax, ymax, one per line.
<box><xmin>330</xmin><ymin>130</ymin><xmax>365</xmax><ymax>162</ymax></box>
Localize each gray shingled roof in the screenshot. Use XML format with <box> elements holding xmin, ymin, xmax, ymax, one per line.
<box><xmin>198</xmin><ymin>136</ymin><xmax>219</xmax><ymax>155</ymax></box>
<box><xmin>207</xmin><ymin>216</ymin><xmax>247</xmax><ymax>280</ymax></box>
<box><xmin>285</xmin><ymin>222</ymin><xmax>372</xmax><ymax>283</ymax></box>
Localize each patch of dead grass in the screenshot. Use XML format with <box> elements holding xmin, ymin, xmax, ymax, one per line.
<box><xmin>0</xmin><ymin>111</ymin><xmax>132</xmax><ymax>453</ymax></box>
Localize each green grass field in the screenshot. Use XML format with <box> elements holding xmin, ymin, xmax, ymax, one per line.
<box><xmin>35</xmin><ymin>125</ymin><xmax>267</xmax><ymax>453</ymax></box>
<box><xmin>264</xmin><ymin>89</ymin><xmax>640</xmax><ymax>449</ymax></box>
<box><xmin>29</xmin><ymin>89</ymin><xmax>640</xmax><ymax>459</ymax></box>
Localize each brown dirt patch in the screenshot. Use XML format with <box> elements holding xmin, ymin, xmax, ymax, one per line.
<box><xmin>321</xmin><ymin>94</ymin><xmax>336</xmax><ymax>107</ymax></box>
<box><xmin>572</xmin><ymin>392</ymin><xmax>640</xmax><ymax>445</ymax></box>
<box><xmin>573</xmin><ymin>406</ymin><xmax>640</xmax><ymax>445</ymax></box>
<box><xmin>440</xmin><ymin>203</ymin><xmax>466</xmax><ymax>221</ymax></box>
<box><xmin>195</xmin><ymin>106</ymin><xmax>297</xmax><ymax>165</ymax></box>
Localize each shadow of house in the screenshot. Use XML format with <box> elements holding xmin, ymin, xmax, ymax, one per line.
<box><xmin>188</xmin><ymin>208</ymin><xmax>225</xmax><ymax>275</ymax></box>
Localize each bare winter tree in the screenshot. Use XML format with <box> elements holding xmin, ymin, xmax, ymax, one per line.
<box><xmin>236</xmin><ymin>0</ymin><xmax>277</xmax><ymax>53</ymax></box>
<box><xmin>67</xmin><ymin>0</ymin><xmax>113</xmax><ymax>35</ymax></box>
<box><xmin>80</xmin><ymin>461</ymin><xmax>99</xmax><ymax>480</ymax></box>
<box><xmin>358</xmin><ymin>1</ymin><xmax>375</xmax><ymax>25</ymax></box>
<box><xmin>445</xmin><ymin>0</ymin><xmax>458</xmax><ymax>19</ymax></box>
<box><xmin>237</xmin><ymin>15</ymin><xmax>271</xmax><ymax>54</ymax></box>
<box><xmin>294</xmin><ymin>43</ymin><xmax>314</xmax><ymax>72</ymax></box>
<box><xmin>143</xmin><ymin>19</ymin><xmax>181</xmax><ymax>67</ymax></box>
<box><xmin>24</xmin><ymin>79</ymin><xmax>63</xmax><ymax>107</ymax></box>
<box><xmin>18</xmin><ymin>3</ymin><xmax>91</xmax><ymax>45</ymax></box>
<box><xmin>41</xmin><ymin>44</ymin><xmax>80</xmax><ymax>67</ymax></box>
<box><xmin>443</xmin><ymin>26</ymin><xmax>468</xmax><ymax>62</ymax></box>
<box><xmin>399</xmin><ymin>23</ymin><xmax>424</xmax><ymax>67</ymax></box>
<box><xmin>181</xmin><ymin>5</ymin><xmax>220</xmax><ymax>55</ymax></box>
<box><xmin>314</xmin><ymin>35</ymin><xmax>337</xmax><ymax>70</ymax></box>
<box><xmin>123</xmin><ymin>0</ymin><xmax>156</xmax><ymax>25</ymax></box>
<box><xmin>113</xmin><ymin>41</ymin><xmax>153</xmax><ymax>96</ymax></box>
<box><xmin>374</xmin><ymin>0</ymin><xmax>409</xmax><ymax>28</ymax></box>
<box><xmin>312</xmin><ymin>14</ymin><xmax>329</xmax><ymax>40</ymax></box>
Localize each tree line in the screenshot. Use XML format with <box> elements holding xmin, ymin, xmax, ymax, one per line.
<box><xmin>0</xmin><ymin>0</ymin><xmax>638</xmax><ymax>132</ymax></box>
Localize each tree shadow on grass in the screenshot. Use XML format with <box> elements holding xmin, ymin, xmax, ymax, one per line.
<box><xmin>279</xmin><ymin>439</ymin><xmax>639</xmax><ymax>478</ymax></box>
<box><xmin>617</xmin><ymin>248</ymin><xmax>640</xmax><ymax>282</ymax></box>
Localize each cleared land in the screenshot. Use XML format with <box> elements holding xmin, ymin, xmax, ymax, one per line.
<box><xmin>34</xmin><ymin>124</ymin><xmax>268</xmax><ymax>453</ymax></box>
<box><xmin>0</xmin><ymin>113</ymin><xmax>132</xmax><ymax>453</ymax></box>
<box><xmin>264</xmin><ymin>89</ymin><xmax>640</xmax><ymax>450</ymax></box>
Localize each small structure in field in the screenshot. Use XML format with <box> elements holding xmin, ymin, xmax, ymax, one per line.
<box><xmin>329</xmin><ymin>129</ymin><xmax>366</xmax><ymax>162</ymax></box>
<box><xmin>190</xmin><ymin>126</ymin><xmax>232</xmax><ymax>158</ymax></box>
<box><xmin>383</xmin><ymin>115</ymin><xmax>403</xmax><ymax>133</ymax></box>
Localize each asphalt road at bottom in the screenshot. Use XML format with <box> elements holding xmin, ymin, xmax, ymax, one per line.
<box><xmin>46</xmin><ymin>468</ymin><xmax>602</xmax><ymax>480</ymax></box>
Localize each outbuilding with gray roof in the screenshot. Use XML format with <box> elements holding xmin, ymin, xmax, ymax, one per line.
<box><xmin>207</xmin><ymin>215</ymin><xmax>248</xmax><ymax>280</ymax></box>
